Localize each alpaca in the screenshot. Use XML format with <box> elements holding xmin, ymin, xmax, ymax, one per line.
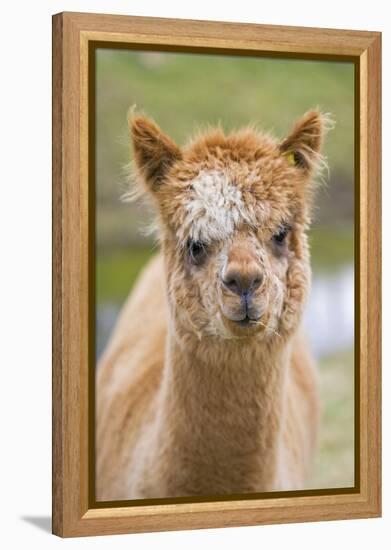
<box><xmin>96</xmin><ymin>110</ymin><xmax>328</xmax><ymax>501</ymax></box>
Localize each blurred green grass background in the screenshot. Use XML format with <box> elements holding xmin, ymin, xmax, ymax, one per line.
<box><xmin>95</xmin><ymin>49</ymin><xmax>355</xmax><ymax>490</ymax></box>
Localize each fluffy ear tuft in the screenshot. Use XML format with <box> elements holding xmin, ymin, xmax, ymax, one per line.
<box><xmin>280</xmin><ymin>110</ymin><xmax>333</xmax><ymax>174</ymax></box>
<box><xmin>128</xmin><ymin>110</ymin><xmax>182</xmax><ymax>190</ymax></box>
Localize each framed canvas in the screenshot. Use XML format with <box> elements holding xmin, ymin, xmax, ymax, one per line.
<box><xmin>52</xmin><ymin>11</ymin><xmax>381</xmax><ymax>537</ymax></box>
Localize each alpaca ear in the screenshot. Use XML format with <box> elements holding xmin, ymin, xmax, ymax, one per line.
<box><xmin>129</xmin><ymin>113</ymin><xmax>182</xmax><ymax>190</ymax></box>
<box><xmin>280</xmin><ymin>110</ymin><xmax>331</xmax><ymax>174</ymax></box>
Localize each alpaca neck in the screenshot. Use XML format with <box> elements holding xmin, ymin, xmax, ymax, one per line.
<box><xmin>148</xmin><ymin>324</ymin><xmax>290</xmax><ymax>497</ymax></box>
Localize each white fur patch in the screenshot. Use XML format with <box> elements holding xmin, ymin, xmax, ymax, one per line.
<box><xmin>179</xmin><ymin>170</ymin><xmax>257</xmax><ymax>243</ymax></box>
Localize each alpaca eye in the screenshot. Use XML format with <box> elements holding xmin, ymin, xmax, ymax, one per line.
<box><xmin>272</xmin><ymin>226</ymin><xmax>289</xmax><ymax>246</ymax></box>
<box><xmin>187</xmin><ymin>239</ymin><xmax>208</xmax><ymax>266</ymax></box>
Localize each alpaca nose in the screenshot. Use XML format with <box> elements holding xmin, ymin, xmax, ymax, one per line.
<box><xmin>222</xmin><ymin>267</ymin><xmax>263</xmax><ymax>296</ymax></box>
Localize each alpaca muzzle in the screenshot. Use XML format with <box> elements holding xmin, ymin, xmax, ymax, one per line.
<box><xmin>220</xmin><ymin>280</ymin><xmax>265</xmax><ymax>325</ymax></box>
<box><xmin>220</xmin><ymin>248</ymin><xmax>265</xmax><ymax>326</ymax></box>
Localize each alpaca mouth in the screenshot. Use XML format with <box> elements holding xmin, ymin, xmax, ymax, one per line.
<box><xmin>234</xmin><ymin>315</ymin><xmax>261</xmax><ymax>327</ymax></box>
<box><xmin>220</xmin><ymin>302</ymin><xmax>264</xmax><ymax>330</ymax></box>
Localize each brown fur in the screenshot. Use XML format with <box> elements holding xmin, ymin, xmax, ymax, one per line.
<box><xmin>96</xmin><ymin>111</ymin><xmax>329</xmax><ymax>500</ymax></box>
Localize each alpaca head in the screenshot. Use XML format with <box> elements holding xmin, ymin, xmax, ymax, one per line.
<box><xmin>129</xmin><ymin>111</ymin><xmax>330</xmax><ymax>341</ymax></box>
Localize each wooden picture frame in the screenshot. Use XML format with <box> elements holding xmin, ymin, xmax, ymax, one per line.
<box><xmin>52</xmin><ymin>11</ymin><xmax>381</xmax><ymax>537</ymax></box>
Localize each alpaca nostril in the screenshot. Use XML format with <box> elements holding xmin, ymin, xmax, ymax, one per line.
<box><xmin>252</xmin><ymin>275</ymin><xmax>263</xmax><ymax>291</ymax></box>
<box><xmin>222</xmin><ymin>271</ymin><xmax>263</xmax><ymax>296</ymax></box>
<box><xmin>223</xmin><ymin>276</ymin><xmax>240</xmax><ymax>295</ymax></box>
